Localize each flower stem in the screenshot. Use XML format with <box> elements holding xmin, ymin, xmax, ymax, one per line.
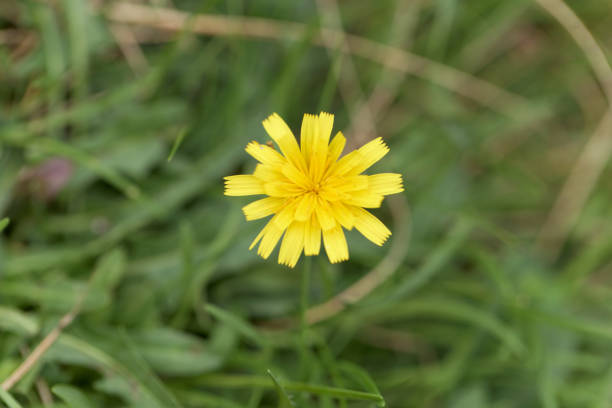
<box><xmin>299</xmin><ymin>255</ymin><xmax>312</xmax><ymax>380</ymax></box>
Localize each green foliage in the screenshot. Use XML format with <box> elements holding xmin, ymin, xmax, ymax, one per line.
<box><xmin>267</xmin><ymin>370</ymin><xmax>296</xmax><ymax>408</ymax></box>
<box><xmin>52</xmin><ymin>385</ymin><xmax>95</xmax><ymax>408</ymax></box>
<box><xmin>2</xmin><ymin>0</ymin><xmax>612</xmax><ymax>407</ymax></box>
<box><xmin>0</xmin><ymin>389</ymin><xmax>23</xmax><ymax>408</ymax></box>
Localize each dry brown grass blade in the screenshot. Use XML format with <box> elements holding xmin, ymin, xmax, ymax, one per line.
<box><xmin>350</xmin><ymin>0</ymin><xmax>423</xmax><ymax>145</ymax></box>
<box><xmin>535</xmin><ymin>0</ymin><xmax>612</xmax><ymax>257</ymax></box>
<box><xmin>1</xmin><ymin>256</ymin><xmax>100</xmax><ymax>391</ymax></box>
<box><xmin>35</xmin><ymin>378</ymin><xmax>53</xmax><ymax>406</ymax></box>
<box><xmin>306</xmin><ymin>195</ymin><xmax>410</xmax><ymax>324</ymax></box>
<box><xmin>14</xmin><ymin>345</ymin><xmax>54</xmax><ymax>405</ymax></box>
<box><xmin>535</xmin><ymin>0</ymin><xmax>612</xmax><ymax>101</ymax></box>
<box><xmin>315</xmin><ymin>0</ymin><xmax>377</xmax><ymax>148</ymax></box>
<box><xmin>1</xmin><ymin>305</ymin><xmax>80</xmax><ymax>391</ymax></box>
<box><xmin>259</xmin><ymin>195</ymin><xmax>410</xmax><ymax>329</ymax></box>
<box><xmin>538</xmin><ymin>110</ymin><xmax>612</xmax><ymax>252</ymax></box>
<box><xmin>105</xmin><ymin>2</ymin><xmax>531</xmax><ymax>120</ymax></box>
<box><xmin>110</xmin><ymin>23</ymin><xmax>149</xmax><ymax>75</ymax></box>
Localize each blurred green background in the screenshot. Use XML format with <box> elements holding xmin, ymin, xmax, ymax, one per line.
<box><xmin>2</xmin><ymin>0</ymin><xmax>612</xmax><ymax>407</ymax></box>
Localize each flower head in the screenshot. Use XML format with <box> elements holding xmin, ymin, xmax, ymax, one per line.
<box><xmin>224</xmin><ymin>112</ymin><xmax>404</xmax><ymax>267</ymax></box>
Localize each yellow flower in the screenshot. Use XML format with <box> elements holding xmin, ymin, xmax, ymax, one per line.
<box><xmin>224</xmin><ymin>112</ymin><xmax>404</xmax><ymax>267</ymax></box>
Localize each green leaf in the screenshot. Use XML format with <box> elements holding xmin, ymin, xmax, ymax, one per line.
<box><xmin>0</xmin><ymin>307</ymin><xmax>39</xmax><ymax>336</ymax></box>
<box><xmin>62</xmin><ymin>0</ymin><xmax>90</xmax><ymax>100</ymax></box>
<box><xmin>205</xmin><ymin>304</ymin><xmax>269</xmax><ymax>348</ymax></box>
<box><xmin>173</xmin><ymin>388</ymin><xmax>245</xmax><ymax>408</ymax></box>
<box><xmin>338</xmin><ymin>362</ymin><xmax>385</xmax><ymax>407</ymax></box>
<box><xmin>0</xmin><ymin>388</ymin><xmax>23</xmax><ymax>408</ymax></box>
<box><xmin>30</xmin><ymin>138</ymin><xmax>141</xmax><ymax>199</ymax></box>
<box><xmin>388</xmin><ymin>219</ymin><xmax>473</xmax><ymax>301</ymax></box>
<box><xmin>90</xmin><ymin>248</ymin><xmax>126</xmax><ymax>292</ymax></box>
<box><xmin>195</xmin><ymin>374</ymin><xmax>386</xmax><ymax>403</ymax></box>
<box><xmin>52</xmin><ymin>384</ymin><xmax>95</xmax><ymax>408</ymax></box>
<box><xmin>267</xmin><ymin>370</ymin><xmax>296</xmax><ymax>408</ymax></box>
<box><xmin>449</xmin><ymin>384</ymin><xmax>488</xmax><ymax>408</ymax></box>
<box><xmin>3</xmin><ymin>141</ymin><xmax>243</xmax><ymax>276</ymax></box>
<box><xmin>0</xmin><ymin>280</ymin><xmax>107</xmax><ymax>313</ymax></box>
<box><xmin>167</xmin><ymin>126</ymin><xmax>188</xmax><ymax>162</ymax></box>
<box><xmin>0</xmin><ymin>218</ymin><xmax>8</xmax><ymax>232</ymax></box>
<box><xmin>52</xmin><ymin>332</ymin><xmax>183</xmax><ymax>408</ymax></box>
<box><xmin>130</xmin><ymin>328</ymin><xmax>223</xmax><ymax>376</ymax></box>
<box><xmin>362</xmin><ymin>296</ymin><xmax>525</xmax><ymax>356</ymax></box>
<box><xmin>283</xmin><ymin>382</ymin><xmax>385</xmax><ymax>402</ymax></box>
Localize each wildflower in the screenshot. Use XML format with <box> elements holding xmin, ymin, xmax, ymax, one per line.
<box><xmin>224</xmin><ymin>112</ymin><xmax>404</xmax><ymax>267</ymax></box>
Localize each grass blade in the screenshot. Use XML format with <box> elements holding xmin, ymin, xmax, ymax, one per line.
<box><xmin>52</xmin><ymin>384</ymin><xmax>95</xmax><ymax>408</ymax></box>
<box><xmin>0</xmin><ymin>389</ymin><xmax>23</xmax><ymax>408</ymax></box>
<box><xmin>267</xmin><ymin>370</ymin><xmax>296</xmax><ymax>408</ymax></box>
<box><xmin>205</xmin><ymin>304</ymin><xmax>269</xmax><ymax>348</ymax></box>
<box><xmin>194</xmin><ymin>374</ymin><xmax>386</xmax><ymax>403</ymax></box>
<box><xmin>167</xmin><ymin>126</ymin><xmax>188</xmax><ymax>162</ymax></box>
<box><xmin>388</xmin><ymin>219</ymin><xmax>473</xmax><ymax>301</ymax></box>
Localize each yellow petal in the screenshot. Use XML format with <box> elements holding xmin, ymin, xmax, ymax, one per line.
<box><xmin>224</xmin><ymin>175</ymin><xmax>264</xmax><ymax>196</ymax></box>
<box><xmin>309</xmin><ymin>112</ymin><xmax>334</xmax><ymax>183</ymax></box>
<box><xmin>272</xmin><ymin>199</ymin><xmax>298</xmax><ymax>230</ymax></box>
<box><xmin>326</xmin><ymin>131</ymin><xmax>346</xmax><ymax>169</ymax></box>
<box><xmin>253</xmin><ymin>164</ymin><xmax>285</xmax><ymax>183</ymax></box>
<box><xmin>249</xmin><ymin>224</ymin><xmax>268</xmax><ymax>250</ymax></box>
<box><xmin>294</xmin><ymin>192</ymin><xmax>316</xmax><ymax>222</ymax></box>
<box><xmin>242</xmin><ymin>197</ymin><xmax>286</xmax><ymax>221</ymax></box>
<box><xmin>263</xmin><ymin>113</ymin><xmax>307</xmax><ymax>173</ymax></box>
<box><xmin>343</xmin><ymin>190</ymin><xmax>384</xmax><ymax>208</ymax></box>
<box><xmin>249</xmin><ymin>218</ymin><xmax>285</xmax><ymax>259</ymax></box>
<box><xmin>322</xmin><ymin>224</ymin><xmax>349</xmax><ymax>263</ymax></box>
<box><xmin>318</xmin><ymin>112</ymin><xmax>334</xmax><ymax>144</ymax></box>
<box><xmin>304</xmin><ymin>214</ymin><xmax>321</xmax><ymax>255</ymax></box>
<box><xmin>319</xmin><ymin>185</ymin><xmax>347</xmax><ymax>202</ymax></box>
<box><xmin>278</xmin><ymin>221</ymin><xmax>305</xmax><ymax>267</ymax></box>
<box><xmin>281</xmin><ymin>162</ymin><xmax>310</xmax><ymax>189</ymax></box>
<box><xmin>368</xmin><ymin>173</ymin><xmax>404</xmax><ymax>196</ymax></box>
<box><xmin>325</xmin><ymin>150</ymin><xmax>362</xmax><ymax>178</ymax></box>
<box><xmin>328</xmin><ymin>200</ymin><xmax>355</xmax><ymax>230</ymax></box>
<box><xmin>351</xmin><ymin>207</ymin><xmax>391</xmax><ymax>246</ymax></box>
<box><xmin>258</xmin><ymin>224</ymin><xmax>284</xmax><ymax>259</ymax></box>
<box><xmin>264</xmin><ymin>182</ymin><xmax>304</xmax><ymax>197</ymax></box>
<box><xmin>349</xmin><ymin>137</ymin><xmax>390</xmax><ymax>175</ymax></box>
<box><xmin>245</xmin><ymin>141</ymin><xmax>286</xmax><ymax>166</ymax></box>
<box><xmin>250</xmin><ymin>217</ymin><xmax>285</xmax><ymax>259</ymax></box>
<box><xmin>326</xmin><ymin>175</ymin><xmax>369</xmax><ymax>193</ymax></box>
<box><xmin>300</xmin><ymin>113</ymin><xmax>317</xmax><ymax>166</ymax></box>
<box><xmin>315</xmin><ymin>197</ymin><xmax>336</xmax><ymax>230</ymax></box>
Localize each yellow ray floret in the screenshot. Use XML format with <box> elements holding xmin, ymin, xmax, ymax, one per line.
<box><xmin>225</xmin><ymin>112</ymin><xmax>404</xmax><ymax>267</ymax></box>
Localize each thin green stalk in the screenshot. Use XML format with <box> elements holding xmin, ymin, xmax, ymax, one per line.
<box><xmin>299</xmin><ymin>256</ymin><xmax>313</xmax><ymax>381</ymax></box>
<box><xmin>193</xmin><ymin>374</ymin><xmax>384</xmax><ymax>403</ymax></box>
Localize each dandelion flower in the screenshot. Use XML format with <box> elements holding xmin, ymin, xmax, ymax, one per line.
<box><xmin>224</xmin><ymin>112</ymin><xmax>404</xmax><ymax>267</ymax></box>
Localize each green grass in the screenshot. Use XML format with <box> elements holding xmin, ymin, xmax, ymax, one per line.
<box><xmin>2</xmin><ymin>0</ymin><xmax>612</xmax><ymax>407</ymax></box>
